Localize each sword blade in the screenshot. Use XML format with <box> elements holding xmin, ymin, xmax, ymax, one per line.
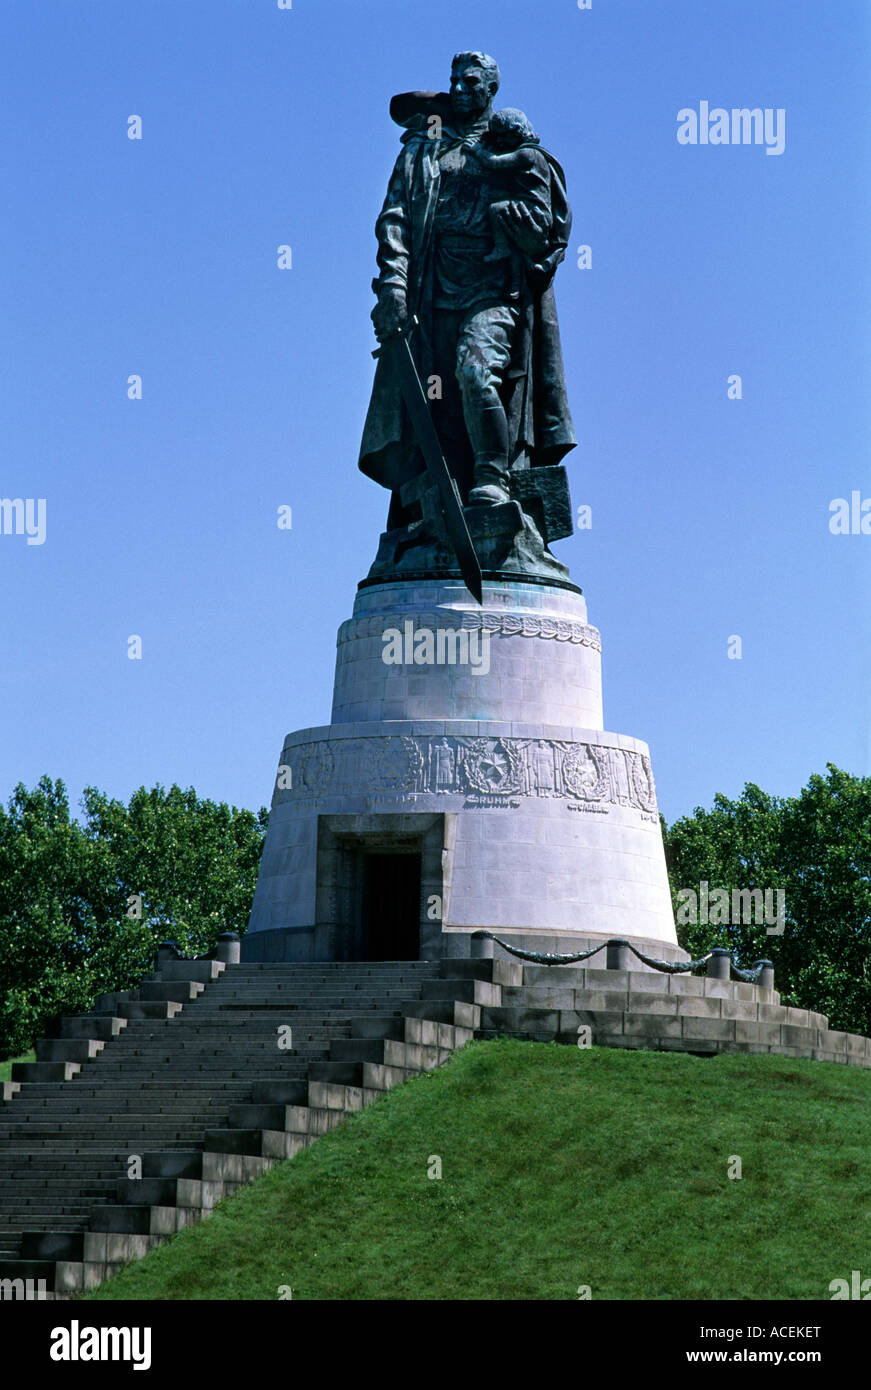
<box><xmin>375</xmin><ymin>331</ymin><xmax>483</xmax><ymax>604</ymax></box>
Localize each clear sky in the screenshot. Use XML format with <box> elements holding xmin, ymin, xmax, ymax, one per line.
<box><xmin>2</xmin><ymin>0</ymin><xmax>869</xmax><ymax>826</ymax></box>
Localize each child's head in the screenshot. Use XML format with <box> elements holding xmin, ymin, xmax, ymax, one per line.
<box><xmin>487</xmin><ymin>107</ymin><xmax>539</xmax><ymax>150</ymax></box>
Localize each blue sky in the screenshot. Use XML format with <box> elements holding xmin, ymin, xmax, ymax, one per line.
<box><xmin>1</xmin><ymin>0</ymin><xmax>869</xmax><ymax>825</ymax></box>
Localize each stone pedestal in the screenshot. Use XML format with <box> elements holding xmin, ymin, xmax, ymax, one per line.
<box><xmin>244</xmin><ymin>576</ymin><xmax>678</xmax><ymax>961</ymax></box>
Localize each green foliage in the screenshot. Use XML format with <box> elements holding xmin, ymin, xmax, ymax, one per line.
<box><xmin>0</xmin><ymin>776</ymin><xmax>267</xmax><ymax>1059</ymax></box>
<box><xmin>84</xmin><ymin>1041</ymin><xmax>871</xmax><ymax>1301</ymax></box>
<box><xmin>81</xmin><ymin>784</ymin><xmax>268</xmax><ymax>959</ymax></box>
<box><xmin>664</xmin><ymin>764</ymin><xmax>871</xmax><ymax>1035</ymax></box>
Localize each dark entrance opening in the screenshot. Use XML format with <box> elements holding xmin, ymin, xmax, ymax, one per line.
<box><xmin>361</xmin><ymin>852</ymin><xmax>421</xmax><ymax>960</ymax></box>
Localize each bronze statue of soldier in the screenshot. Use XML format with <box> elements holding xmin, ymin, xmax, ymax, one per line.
<box><xmin>359</xmin><ymin>52</ymin><xmax>578</xmax><ymax>588</ymax></box>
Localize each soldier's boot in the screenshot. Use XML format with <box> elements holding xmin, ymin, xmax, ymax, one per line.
<box><xmin>468</xmin><ymin>458</ymin><xmax>511</xmax><ymax>506</ymax></box>
<box><xmin>466</xmin><ymin>404</ymin><xmax>512</xmax><ymax>506</ymax></box>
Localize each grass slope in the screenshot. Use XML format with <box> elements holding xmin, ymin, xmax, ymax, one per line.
<box><xmin>0</xmin><ymin>1050</ymin><xmax>35</xmax><ymax>1083</ymax></box>
<box><xmin>83</xmin><ymin>1040</ymin><xmax>871</xmax><ymax>1301</ymax></box>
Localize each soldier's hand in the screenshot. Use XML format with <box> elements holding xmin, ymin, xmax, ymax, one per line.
<box><xmin>372</xmin><ymin>288</ymin><xmax>408</xmax><ymax>342</ymax></box>
<box><xmin>502</xmin><ymin>201</ymin><xmax>551</xmax><ymax>257</ymax></box>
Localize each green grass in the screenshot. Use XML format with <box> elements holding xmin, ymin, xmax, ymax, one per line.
<box><xmin>0</xmin><ymin>1049</ymin><xmax>34</xmax><ymax>1083</ymax></box>
<box><xmin>83</xmin><ymin>1040</ymin><xmax>871</xmax><ymax>1301</ymax></box>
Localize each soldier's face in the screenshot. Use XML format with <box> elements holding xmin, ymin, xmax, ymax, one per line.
<box><xmin>450</xmin><ymin>66</ymin><xmax>492</xmax><ymax>118</ymax></box>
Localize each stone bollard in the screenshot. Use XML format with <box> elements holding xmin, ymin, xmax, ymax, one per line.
<box><xmin>215</xmin><ymin>932</ymin><xmax>241</xmax><ymax>965</ymax></box>
<box><xmin>606</xmin><ymin>939</ymin><xmax>631</xmax><ymax>971</ymax></box>
<box><xmin>707</xmin><ymin>947</ymin><xmax>731</xmax><ymax>981</ymax></box>
<box><xmin>470</xmin><ymin>930</ymin><xmax>495</xmax><ymax>960</ymax></box>
<box><xmin>757</xmin><ymin>959</ymin><xmax>775</xmax><ymax>990</ymax></box>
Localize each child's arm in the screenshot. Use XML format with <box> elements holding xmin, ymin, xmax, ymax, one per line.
<box><xmin>466</xmin><ymin>143</ymin><xmax>528</xmax><ymax>170</ymax></box>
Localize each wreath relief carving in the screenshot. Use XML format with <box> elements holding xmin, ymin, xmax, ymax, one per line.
<box><xmin>337</xmin><ymin>611</ymin><xmax>602</xmax><ymax>652</ymax></box>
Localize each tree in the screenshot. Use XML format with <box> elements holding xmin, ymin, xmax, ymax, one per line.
<box><xmin>664</xmin><ymin>765</ymin><xmax>871</xmax><ymax>1036</ymax></box>
<box><xmin>0</xmin><ymin>778</ymin><xmax>268</xmax><ymax>1060</ymax></box>
<box><xmin>81</xmin><ymin>784</ymin><xmax>268</xmax><ymax>958</ymax></box>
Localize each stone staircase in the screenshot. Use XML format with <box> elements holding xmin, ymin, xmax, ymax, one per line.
<box><xmin>1</xmin><ymin>944</ymin><xmax>868</xmax><ymax>1299</ymax></box>
<box><xmin>0</xmin><ymin>955</ymin><xmax>465</xmax><ymax>1298</ymax></box>
<box><xmin>476</xmin><ymin>960</ymin><xmax>871</xmax><ymax>1065</ymax></box>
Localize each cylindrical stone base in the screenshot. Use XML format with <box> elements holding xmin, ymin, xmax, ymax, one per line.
<box><xmin>331</xmin><ymin>578</ymin><xmax>603</xmax><ymax>730</ymax></box>
<box><xmin>245</xmin><ymin>576</ymin><xmax>678</xmax><ymax>960</ymax></box>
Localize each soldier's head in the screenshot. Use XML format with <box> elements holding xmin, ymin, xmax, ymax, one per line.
<box><xmin>449</xmin><ymin>52</ymin><xmax>500</xmax><ymax>122</ymax></box>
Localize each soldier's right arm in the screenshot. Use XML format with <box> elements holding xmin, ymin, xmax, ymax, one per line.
<box><xmin>373</xmin><ymin>153</ymin><xmax>411</xmax><ymax>295</ymax></box>
<box><xmin>371</xmin><ymin>151</ymin><xmax>412</xmax><ymax>339</ymax></box>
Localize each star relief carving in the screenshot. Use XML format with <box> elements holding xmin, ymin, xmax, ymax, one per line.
<box><xmin>463</xmin><ymin>738</ymin><xmax>523</xmax><ymax>795</ymax></box>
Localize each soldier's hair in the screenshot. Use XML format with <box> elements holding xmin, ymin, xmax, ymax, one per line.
<box><xmin>489</xmin><ymin>108</ymin><xmax>539</xmax><ymax>144</ymax></box>
<box><xmin>451</xmin><ymin>51</ymin><xmax>501</xmax><ymax>93</ymax></box>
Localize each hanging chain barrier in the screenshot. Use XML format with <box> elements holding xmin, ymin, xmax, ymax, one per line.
<box><xmin>473</xmin><ymin>932</ymin><xmax>773</xmax><ymax>983</ymax></box>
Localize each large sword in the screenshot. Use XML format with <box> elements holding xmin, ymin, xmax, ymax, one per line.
<box><xmin>373</xmin><ymin>315</ymin><xmax>483</xmax><ymax>604</ymax></box>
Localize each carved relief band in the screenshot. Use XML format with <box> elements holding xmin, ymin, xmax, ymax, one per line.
<box><xmin>283</xmin><ymin>734</ymin><xmax>657</xmax><ymax>813</ymax></box>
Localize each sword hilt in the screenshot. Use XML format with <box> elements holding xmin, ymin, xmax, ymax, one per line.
<box><xmin>372</xmin><ymin>313</ymin><xmax>420</xmax><ymax>359</ymax></box>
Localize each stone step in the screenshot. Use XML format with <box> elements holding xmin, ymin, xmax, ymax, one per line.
<box><xmin>117</xmin><ymin>1021</ymin><xmax>350</xmax><ymax>1033</ymax></box>
<box><xmin>87</xmin><ymin>1206</ymin><xmax>154</xmax><ymax>1235</ymax></box>
<box><xmin>248</xmin><ymin>1080</ymin><xmax>308</xmax><ymax>1105</ymax></box>
<box><xmin>0</xmin><ymin>1130</ymin><xmax>216</xmax><ymax>1145</ymax></box>
<box><xmin>0</xmin><ymin>1152</ymin><xmax>143</xmax><ymax>1166</ymax></box>
<box><xmin>59</xmin><ymin>1016</ymin><xmax>128</xmax><ymax>1040</ymax></box>
<box><xmin>142</xmin><ymin>1151</ymin><xmax>203</xmax><ymax>1180</ymax></box>
<box><xmin>85</xmin><ymin>1059</ymin><xmax>311</xmax><ymax>1070</ymax></box>
<box><xmin>0</xmin><ymin>1180</ymin><xmax>114</xmax><ymax>1194</ymax></box>
<box><xmin>4</xmin><ymin>1084</ymin><xmax>253</xmax><ymax>1102</ymax></box>
<box><xmin>227</xmin><ymin>1104</ymin><xmax>288</xmax><ymax>1130</ymax></box>
<box><xmin>94</xmin><ymin>1044</ymin><xmax>333</xmax><ymax>1057</ymax></box>
<box><xmin>401</xmin><ymin>999</ymin><xmax>481</xmax><ymax>1028</ymax></box>
<box><xmin>438</xmin><ymin>959</ymin><xmax>523</xmax><ymax>986</ymax></box>
<box><xmin>35</xmin><ymin>1039</ymin><xmax>105</xmax><ymax>1063</ymax></box>
<box><xmin>0</xmin><ymin>1204</ymin><xmax>96</xmax><ymax>1218</ymax></box>
<box><xmin>136</xmin><ymin>982</ymin><xmax>205</xmax><ymax>1003</ymax></box>
<box><xmin>94</xmin><ymin>1001</ymin><xmax>183</xmax><ymax>1020</ymax></box>
<box><xmin>105</xmin><ymin>1039</ymin><xmax>344</xmax><ymax>1050</ymax></box>
<box><xmin>517</xmin><ymin>964</ymin><xmax>780</xmax><ymax>1004</ymax></box>
<box><xmin>328</xmin><ymin>1039</ymin><xmax>387</xmax><ymax>1064</ymax></box>
<box><xmin>348</xmin><ymin>1016</ymin><xmax>405</xmax><ymax>1040</ymax></box>
<box><xmin>0</xmin><ymin>1168</ymin><xmax>132</xmax><ymax>1183</ymax></box>
<box><xmin>6</xmin><ymin>1097</ymin><xmax>250</xmax><ymax>1114</ymax></box>
<box><xmin>113</xmin><ymin>1178</ymin><xmax>178</xmax><ymax>1206</ymax></box>
<box><xmin>224</xmin><ymin>985</ymin><xmax>437</xmax><ymax>995</ymax></box>
<box><xmin>202</xmin><ymin>1128</ymin><xmax>265</xmax><ymax>1157</ymax></box>
<box><xmin>307</xmin><ymin>1061</ymin><xmax>365</xmax><ymax>1086</ymax></box>
<box><xmin>420</xmin><ymin>979</ymin><xmax>501</xmax><ymax>1006</ymax></box>
<box><xmin>497</xmin><ymin>985</ymin><xmax>823</xmax><ymax>1030</ymax></box>
<box><xmin>154</xmin><ymin>961</ymin><xmax>226</xmax><ymax>984</ymax></box>
<box><xmin>19</xmin><ymin>1231</ymin><xmax>85</xmax><ymax>1263</ymax></box>
<box><xmin>194</xmin><ymin>994</ymin><xmax>418</xmax><ymax>1007</ymax></box>
<box><xmin>11</xmin><ymin>1062</ymin><xmax>82</xmax><ymax>1084</ymax></box>
<box><xmin>0</xmin><ymin>1259</ymin><xmax>55</xmax><ymax>1285</ymax></box>
<box><xmin>222</xmin><ymin>965</ymin><xmax>439</xmax><ymax>977</ymax></box>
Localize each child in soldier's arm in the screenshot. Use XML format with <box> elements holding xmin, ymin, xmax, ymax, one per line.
<box><xmin>466</xmin><ymin>107</ymin><xmax>552</xmax><ymax>262</ymax></box>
